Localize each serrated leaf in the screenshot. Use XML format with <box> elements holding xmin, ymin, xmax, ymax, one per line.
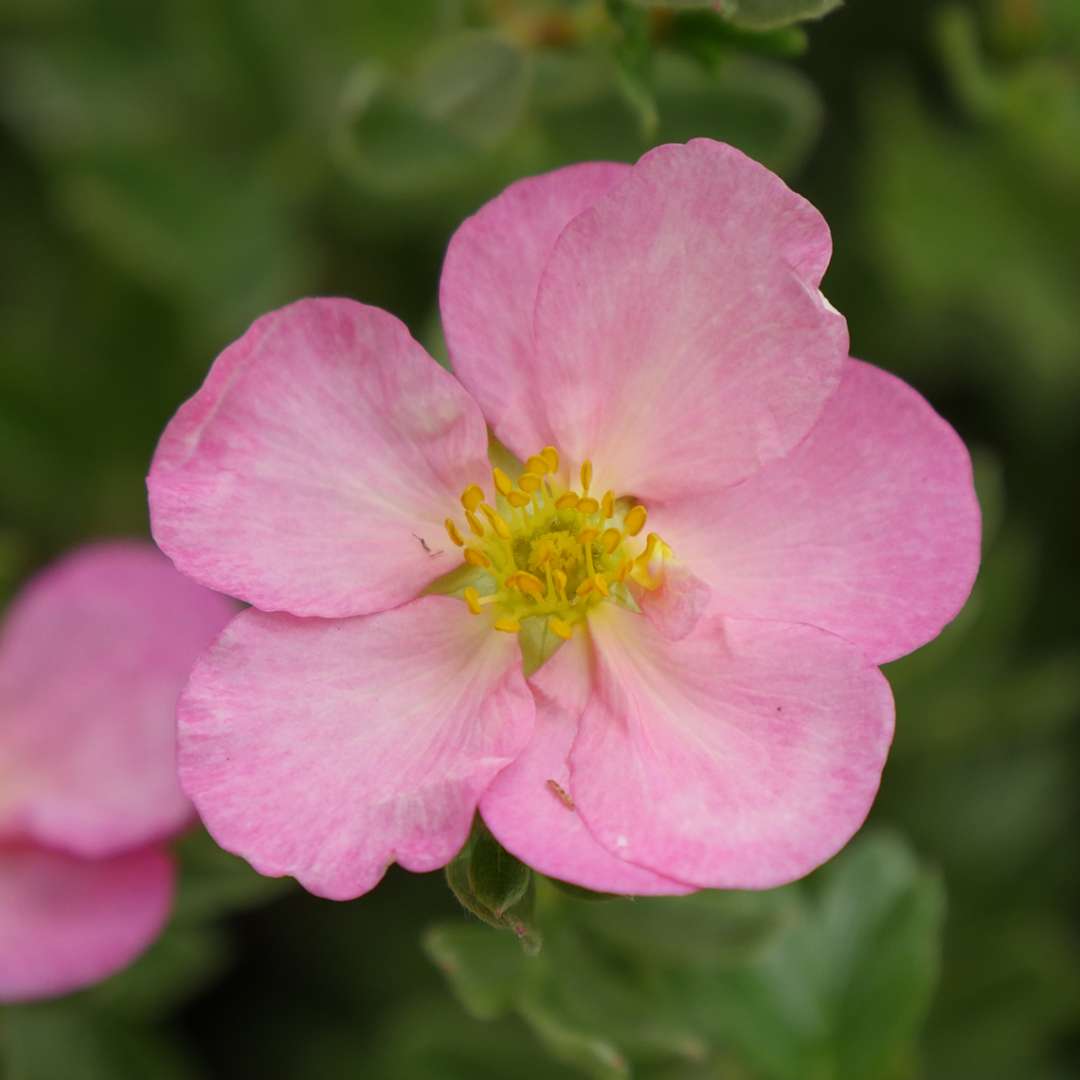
<box><xmin>698</xmin><ymin>833</ymin><xmax>945</xmax><ymax>1080</ymax></box>
<box><xmin>422</xmin><ymin>924</ymin><xmax>531</xmax><ymax>1021</ymax></box>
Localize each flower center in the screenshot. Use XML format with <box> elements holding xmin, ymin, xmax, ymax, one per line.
<box><xmin>443</xmin><ymin>446</ymin><xmax>663</xmax><ymax>640</ymax></box>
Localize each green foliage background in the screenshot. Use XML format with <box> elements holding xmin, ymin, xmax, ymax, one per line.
<box><xmin>1</xmin><ymin>1</ymin><xmax>1077</xmax><ymax>1077</ymax></box>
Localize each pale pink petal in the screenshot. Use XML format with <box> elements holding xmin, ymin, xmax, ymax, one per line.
<box><xmin>632</xmin><ymin>560</ymin><xmax>712</xmax><ymax>642</ymax></box>
<box><xmin>178</xmin><ymin>596</ymin><xmax>534</xmax><ymax>900</ymax></box>
<box><xmin>531</xmin><ymin>139</ymin><xmax>845</xmax><ymax>498</ymax></box>
<box><xmin>572</xmin><ymin>605</ymin><xmax>894</xmax><ymax>889</ymax></box>
<box><xmin>481</xmin><ymin>634</ymin><xmax>692</xmax><ymax>896</ymax></box>
<box><xmin>0</xmin><ymin>542</ymin><xmax>235</xmax><ymax>858</ymax></box>
<box><xmin>0</xmin><ymin>843</ymin><xmax>173</xmax><ymax>1002</ymax></box>
<box><xmin>440</xmin><ymin>161</ymin><xmax>631</xmax><ymax>458</ymax></box>
<box><xmin>652</xmin><ymin>359</ymin><xmax>982</xmax><ymax>664</ymax></box>
<box><xmin>148</xmin><ymin>298</ymin><xmax>491</xmax><ymax>618</ymax></box>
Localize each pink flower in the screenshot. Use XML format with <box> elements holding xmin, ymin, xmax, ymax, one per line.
<box><xmin>0</xmin><ymin>542</ymin><xmax>234</xmax><ymax>1001</ymax></box>
<box><xmin>148</xmin><ymin>140</ymin><xmax>980</xmax><ymax>901</ymax></box>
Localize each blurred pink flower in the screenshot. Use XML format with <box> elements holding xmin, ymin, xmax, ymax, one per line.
<box><xmin>0</xmin><ymin>542</ymin><xmax>234</xmax><ymax>1001</ymax></box>
<box><xmin>148</xmin><ymin>139</ymin><xmax>980</xmax><ymax>901</ymax></box>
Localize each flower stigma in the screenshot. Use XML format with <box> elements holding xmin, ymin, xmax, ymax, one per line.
<box><xmin>442</xmin><ymin>446</ymin><xmax>671</xmax><ymax>639</ymax></box>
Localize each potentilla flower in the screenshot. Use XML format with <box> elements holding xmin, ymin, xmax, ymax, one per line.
<box><xmin>148</xmin><ymin>139</ymin><xmax>980</xmax><ymax>900</ymax></box>
<box><xmin>0</xmin><ymin>542</ymin><xmax>234</xmax><ymax>1001</ymax></box>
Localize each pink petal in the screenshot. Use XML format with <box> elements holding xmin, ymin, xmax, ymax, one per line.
<box><xmin>440</xmin><ymin>161</ymin><xmax>632</xmax><ymax>459</ymax></box>
<box><xmin>0</xmin><ymin>542</ymin><xmax>235</xmax><ymax>858</ymax></box>
<box><xmin>178</xmin><ymin>595</ymin><xmax>534</xmax><ymax>900</ymax></box>
<box><xmin>481</xmin><ymin>634</ymin><xmax>692</xmax><ymax>896</ymax></box>
<box><xmin>572</xmin><ymin>605</ymin><xmax>894</xmax><ymax>890</ymax></box>
<box><xmin>531</xmin><ymin>139</ymin><xmax>845</xmax><ymax>498</ymax></box>
<box><xmin>148</xmin><ymin>298</ymin><xmax>491</xmax><ymax>618</ymax></box>
<box><xmin>652</xmin><ymin>359</ymin><xmax>982</xmax><ymax>664</ymax></box>
<box><xmin>0</xmin><ymin>843</ymin><xmax>173</xmax><ymax>1002</ymax></box>
<box><xmin>632</xmin><ymin>560</ymin><xmax>712</xmax><ymax>643</ymax></box>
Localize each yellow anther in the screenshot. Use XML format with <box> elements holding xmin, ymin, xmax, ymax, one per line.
<box><xmin>515</xmin><ymin>572</ymin><xmax>545</xmax><ymax>598</ymax></box>
<box><xmin>464</xmin><ymin>547</ymin><xmax>491</xmax><ymax>569</ymax></box>
<box><xmin>578</xmin><ymin>496</ymin><xmax>600</xmax><ymax>515</ymax></box>
<box><xmin>575</xmin><ymin>578</ymin><xmax>594</xmax><ymax>598</ymax></box>
<box><xmin>533</xmin><ymin>539</ymin><xmax>553</xmax><ymax>566</ymax></box>
<box><xmin>444</xmin><ymin>518</ymin><xmax>464</xmax><ymax>547</ymax></box>
<box><xmin>492</xmin><ymin>467</ymin><xmax>513</xmax><ymax>497</ymax></box>
<box><xmin>555</xmin><ymin>492</ymin><xmax>580</xmax><ymax>511</ymax></box>
<box><xmin>637</xmin><ymin>532</ymin><xmax>661</xmax><ymax>564</ymax></box>
<box><xmin>624</xmin><ymin>504</ymin><xmax>648</xmax><ymax>537</ymax></box>
<box><xmin>578</xmin><ymin>527</ymin><xmax>599</xmax><ymax>545</ymax></box>
<box><xmin>541</xmin><ymin>446</ymin><xmax>560</xmax><ymax>473</ymax></box>
<box><xmin>580</xmin><ymin>460</ymin><xmax>593</xmax><ymax>494</ymax></box>
<box><xmin>601</xmin><ymin>490</ymin><xmax>614</xmax><ymax>519</ymax></box>
<box><xmin>593</xmin><ymin>574</ymin><xmax>610</xmax><ymax>597</ymax></box>
<box><xmin>601</xmin><ymin>527</ymin><xmax>622</xmax><ymax>555</ymax></box>
<box><xmin>507</xmin><ymin>490</ymin><xmax>531</xmax><ymax>509</ymax></box>
<box><xmin>519</xmin><ymin>472</ymin><xmax>542</xmax><ymax>494</ymax></box>
<box><xmin>526</xmin><ymin>454</ymin><xmax>550</xmax><ymax>476</ymax></box>
<box><xmin>480</xmin><ymin>504</ymin><xmax>512</xmax><ymax>540</ymax></box>
<box><xmin>549</xmin><ymin>617</ymin><xmax>574</xmax><ymax>640</ymax></box>
<box><xmin>553</xmin><ymin>569</ymin><xmax>568</xmax><ymax>595</ymax></box>
<box><xmin>463</xmin><ymin>586</ymin><xmax>482</xmax><ymax>615</ymax></box>
<box><xmin>465</xmin><ymin>509</ymin><xmax>485</xmax><ymax>537</ymax></box>
<box><xmin>494</xmin><ymin>616</ymin><xmax>521</xmax><ymax>634</ymax></box>
<box><xmin>616</xmin><ymin>558</ymin><xmax>632</xmax><ymax>582</ymax></box>
<box><xmin>461</xmin><ymin>484</ymin><xmax>484</xmax><ymax>512</ymax></box>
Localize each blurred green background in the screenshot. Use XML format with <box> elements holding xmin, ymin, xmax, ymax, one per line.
<box><xmin>1</xmin><ymin>0</ymin><xmax>1077</xmax><ymax>1077</ymax></box>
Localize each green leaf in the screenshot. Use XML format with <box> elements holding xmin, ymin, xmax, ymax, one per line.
<box><xmin>714</xmin><ymin>0</ymin><xmax>843</xmax><ymax>31</ymax></box>
<box><xmin>700</xmin><ymin>833</ymin><xmax>945</xmax><ymax>1080</ymax></box>
<box><xmin>412</xmin><ymin>31</ymin><xmax>531</xmax><ymax>149</ymax></box>
<box><xmin>627</xmin><ymin>0</ymin><xmax>841</xmax><ymax>26</ymax></box>
<box><xmin>427</xmin><ymin>834</ymin><xmax>943</xmax><ymax>1079</ymax></box>
<box><xmin>422</xmin><ymin>924</ymin><xmax>531</xmax><ymax>1021</ymax></box>
<box><xmin>334</xmin><ymin>32</ymin><xmax>529</xmax><ymax>198</ymax></box>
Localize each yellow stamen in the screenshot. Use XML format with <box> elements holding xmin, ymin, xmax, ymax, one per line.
<box><xmin>461</xmin><ymin>484</ymin><xmax>484</xmax><ymax>512</ymax></box>
<box><xmin>464</xmin><ymin>547</ymin><xmax>491</xmax><ymax>569</ymax></box>
<box><xmin>492</xmin><ymin>467</ymin><xmax>513</xmax><ymax>497</ymax></box>
<box><xmin>525</xmin><ymin>455</ymin><xmax>550</xmax><ymax>476</ymax></box>
<box><xmin>578</xmin><ymin>527</ymin><xmax>598</xmax><ymax>545</ymax></box>
<box><xmin>615</xmin><ymin>558</ymin><xmax>632</xmax><ymax>582</ymax></box>
<box><xmin>463</xmin><ymin>586</ymin><xmax>482</xmax><ymax>615</ymax></box>
<box><xmin>580</xmin><ymin>460</ymin><xmax>593</xmax><ymax>494</ymax></box>
<box><xmin>480</xmin><ymin>503</ymin><xmax>512</xmax><ymax>540</ymax></box>
<box><xmin>575</xmin><ymin>578</ymin><xmax>594</xmax><ymax>598</ymax></box>
<box><xmin>578</xmin><ymin>496</ymin><xmax>599</xmax><ymax>515</ymax></box>
<box><xmin>555</xmin><ymin>492</ymin><xmax>580</xmax><ymax>511</ymax></box>
<box><xmin>519</xmin><ymin>472</ymin><xmax>542</xmax><ymax>494</ymax></box>
<box><xmin>601</xmin><ymin>527</ymin><xmax>621</xmax><ymax>555</ymax></box>
<box><xmin>593</xmin><ymin>574</ymin><xmax>610</xmax><ymax>597</ymax></box>
<box><xmin>553</xmin><ymin>569</ymin><xmax>568</xmax><ymax>598</ymax></box>
<box><xmin>637</xmin><ymin>532</ymin><xmax>661</xmax><ymax>565</ymax></box>
<box><xmin>601</xmin><ymin>490</ymin><xmax>614</xmax><ymax>519</ymax></box>
<box><xmin>494</xmin><ymin>616</ymin><xmax>521</xmax><ymax>634</ymax></box>
<box><xmin>541</xmin><ymin>446</ymin><xmax>560</xmax><ymax>473</ymax></box>
<box><xmin>444</xmin><ymin>519</ymin><xmax>464</xmax><ymax>547</ymax></box>
<box><xmin>549</xmin><ymin>617</ymin><xmax>573</xmax><ymax>640</ymax></box>
<box><xmin>465</xmin><ymin>509</ymin><xmax>485</xmax><ymax>537</ymax></box>
<box><xmin>515</xmin><ymin>572</ymin><xmax>545</xmax><ymax>598</ymax></box>
<box><xmin>506</xmin><ymin>490</ymin><xmax>531</xmax><ymax>509</ymax></box>
<box><xmin>624</xmin><ymin>504</ymin><xmax>648</xmax><ymax>537</ymax></box>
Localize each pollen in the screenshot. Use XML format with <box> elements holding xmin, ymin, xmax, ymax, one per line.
<box><xmin>444</xmin><ymin>448</ymin><xmax>672</xmax><ymax>640</ymax></box>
